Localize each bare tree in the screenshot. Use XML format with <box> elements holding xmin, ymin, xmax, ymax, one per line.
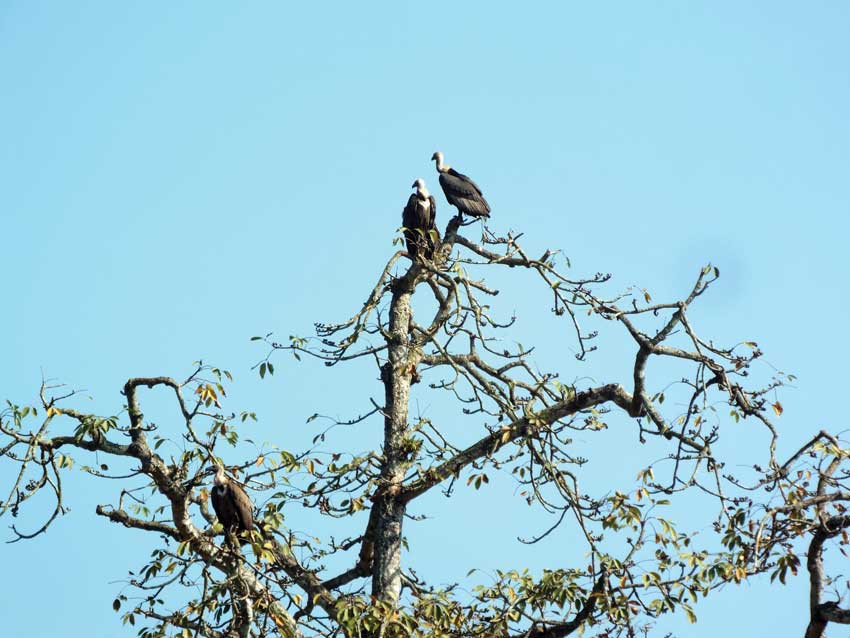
<box><xmin>3</xmin><ymin>211</ymin><xmax>848</xmax><ymax>637</ymax></box>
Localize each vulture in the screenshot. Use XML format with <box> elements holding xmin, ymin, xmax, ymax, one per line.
<box><xmin>402</xmin><ymin>178</ymin><xmax>439</xmax><ymax>260</ymax></box>
<box><xmin>431</xmin><ymin>151</ymin><xmax>491</xmax><ymax>219</ymax></box>
<box><xmin>211</xmin><ymin>465</ymin><xmax>255</xmax><ymax>539</ymax></box>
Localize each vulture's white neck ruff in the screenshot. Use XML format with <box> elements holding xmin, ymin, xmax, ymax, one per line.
<box><xmin>213</xmin><ymin>468</ymin><xmax>228</xmax><ymax>489</ymax></box>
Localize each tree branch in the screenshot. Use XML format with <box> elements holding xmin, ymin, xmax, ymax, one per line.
<box><xmin>522</xmin><ymin>568</ymin><xmax>607</xmax><ymax>638</ymax></box>
<box><xmin>805</xmin><ymin>515</ymin><xmax>850</xmax><ymax>638</ymax></box>
<box><xmin>399</xmin><ymin>384</ymin><xmax>633</xmax><ymax>504</ymax></box>
<box><xmin>95</xmin><ymin>505</ymin><xmax>181</xmax><ymax>540</ymax></box>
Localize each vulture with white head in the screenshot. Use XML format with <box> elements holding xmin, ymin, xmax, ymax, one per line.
<box><xmin>431</xmin><ymin>151</ymin><xmax>490</xmax><ymax>219</ymax></box>
<box><xmin>402</xmin><ymin>178</ymin><xmax>439</xmax><ymax>260</ymax></box>
<box><xmin>211</xmin><ymin>465</ymin><xmax>254</xmax><ymax>538</ymax></box>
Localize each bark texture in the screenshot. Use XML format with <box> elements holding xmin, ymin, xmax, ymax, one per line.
<box><xmin>371</xmin><ymin>272</ymin><xmax>417</xmax><ymax>602</ymax></box>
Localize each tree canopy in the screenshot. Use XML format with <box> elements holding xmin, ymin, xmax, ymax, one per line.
<box><xmin>3</xmin><ymin>213</ymin><xmax>849</xmax><ymax>638</ymax></box>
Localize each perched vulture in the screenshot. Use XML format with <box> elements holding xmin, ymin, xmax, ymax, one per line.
<box><xmin>211</xmin><ymin>465</ymin><xmax>254</xmax><ymax>538</ymax></box>
<box><xmin>431</xmin><ymin>151</ymin><xmax>491</xmax><ymax>219</ymax></box>
<box><xmin>402</xmin><ymin>178</ymin><xmax>439</xmax><ymax>260</ymax></box>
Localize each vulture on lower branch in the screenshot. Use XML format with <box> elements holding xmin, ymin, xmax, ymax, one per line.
<box><xmin>211</xmin><ymin>465</ymin><xmax>254</xmax><ymax>538</ymax></box>
<box><xmin>431</xmin><ymin>151</ymin><xmax>491</xmax><ymax>219</ymax></box>
<box><xmin>402</xmin><ymin>178</ymin><xmax>439</xmax><ymax>260</ymax></box>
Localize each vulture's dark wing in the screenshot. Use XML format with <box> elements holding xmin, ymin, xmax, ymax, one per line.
<box><xmin>426</xmin><ymin>195</ymin><xmax>441</xmax><ymax>259</ymax></box>
<box><xmin>403</xmin><ymin>194</ymin><xmax>433</xmax><ymax>259</ymax></box>
<box><xmin>229</xmin><ymin>483</ymin><xmax>255</xmax><ymax>532</ymax></box>
<box><xmin>402</xmin><ymin>193</ymin><xmax>424</xmax><ymax>231</ymax></box>
<box><xmin>447</xmin><ymin>168</ymin><xmax>485</xmax><ymax>197</ymax></box>
<box><xmin>211</xmin><ymin>488</ymin><xmax>238</xmax><ymax>530</ymax></box>
<box><xmin>428</xmin><ymin>195</ymin><xmax>438</xmax><ymax>229</ymax></box>
<box><xmin>439</xmin><ymin>170</ymin><xmax>491</xmax><ymax>218</ymax></box>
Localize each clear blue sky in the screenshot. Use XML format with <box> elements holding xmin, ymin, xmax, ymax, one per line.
<box><xmin>2</xmin><ymin>2</ymin><xmax>849</xmax><ymax>636</ymax></box>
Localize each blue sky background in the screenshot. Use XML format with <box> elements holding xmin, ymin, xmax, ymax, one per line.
<box><xmin>2</xmin><ymin>2</ymin><xmax>849</xmax><ymax>636</ymax></box>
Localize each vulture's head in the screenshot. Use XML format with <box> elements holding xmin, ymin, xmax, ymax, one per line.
<box><xmin>431</xmin><ymin>151</ymin><xmax>446</xmax><ymax>172</ymax></box>
<box><xmin>411</xmin><ymin>178</ymin><xmax>430</xmax><ymax>199</ymax></box>
<box><xmin>213</xmin><ymin>465</ymin><xmax>228</xmax><ymax>488</ymax></box>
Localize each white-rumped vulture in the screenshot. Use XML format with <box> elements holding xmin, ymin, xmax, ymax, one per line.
<box><xmin>431</xmin><ymin>151</ymin><xmax>491</xmax><ymax>219</ymax></box>
<box><xmin>402</xmin><ymin>178</ymin><xmax>439</xmax><ymax>260</ymax></box>
<box><xmin>211</xmin><ymin>465</ymin><xmax>254</xmax><ymax>537</ymax></box>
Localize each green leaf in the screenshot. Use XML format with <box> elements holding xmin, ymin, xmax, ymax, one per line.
<box><xmin>112</xmin><ymin>599</ymin><xmax>121</xmax><ymax>612</ymax></box>
<box><xmin>259</xmin><ymin>363</ymin><xmax>267</xmax><ymax>379</ymax></box>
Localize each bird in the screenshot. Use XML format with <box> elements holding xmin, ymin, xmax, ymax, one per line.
<box><xmin>210</xmin><ymin>464</ymin><xmax>255</xmax><ymax>540</ymax></box>
<box><xmin>431</xmin><ymin>151</ymin><xmax>491</xmax><ymax>219</ymax></box>
<box><xmin>402</xmin><ymin>178</ymin><xmax>439</xmax><ymax>260</ymax></box>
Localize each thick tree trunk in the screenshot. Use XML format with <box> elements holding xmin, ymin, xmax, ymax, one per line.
<box><xmin>371</xmin><ymin>279</ymin><xmax>414</xmax><ymax>603</ymax></box>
